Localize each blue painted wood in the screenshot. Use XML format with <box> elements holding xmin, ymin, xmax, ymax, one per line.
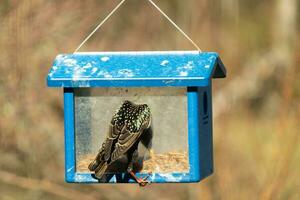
<box><xmin>197</xmin><ymin>85</ymin><xmax>214</xmax><ymax>180</ymax></box>
<box><xmin>47</xmin><ymin>51</ymin><xmax>226</xmax><ymax>87</ymax></box>
<box><xmin>72</xmin><ymin>172</ymin><xmax>194</xmax><ymax>183</ymax></box>
<box><xmin>64</xmin><ymin>88</ymin><xmax>76</xmax><ymax>182</ymax></box>
<box><xmin>187</xmin><ymin>87</ymin><xmax>201</xmax><ymax>182</ymax></box>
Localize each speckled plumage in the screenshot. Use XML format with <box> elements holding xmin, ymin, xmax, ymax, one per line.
<box><xmin>88</xmin><ymin>100</ymin><xmax>152</xmax><ymax>180</ymax></box>
<box><xmin>112</xmin><ymin>100</ymin><xmax>151</xmax><ymax>132</ymax></box>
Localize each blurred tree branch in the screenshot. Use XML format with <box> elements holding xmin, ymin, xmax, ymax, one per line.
<box><xmin>213</xmin><ymin>0</ymin><xmax>298</xmax><ymax>118</ymax></box>
<box><xmin>0</xmin><ymin>170</ymin><xmax>99</xmax><ymax>200</ymax></box>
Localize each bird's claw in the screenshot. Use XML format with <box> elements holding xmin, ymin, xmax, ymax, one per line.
<box><xmin>128</xmin><ymin>171</ymin><xmax>152</xmax><ymax>187</ymax></box>
<box><xmin>138</xmin><ymin>174</ymin><xmax>151</xmax><ymax>187</ymax></box>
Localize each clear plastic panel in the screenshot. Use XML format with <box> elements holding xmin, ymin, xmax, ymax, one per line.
<box><xmin>75</xmin><ymin>88</ymin><xmax>189</xmax><ymax>175</ymax></box>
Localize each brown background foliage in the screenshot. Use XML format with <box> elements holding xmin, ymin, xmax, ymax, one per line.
<box><xmin>0</xmin><ymin>0</ymin><xmax>299</xmax><ymax>199</ymax></box>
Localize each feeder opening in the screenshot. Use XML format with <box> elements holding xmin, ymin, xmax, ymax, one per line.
<box><xmin>74</xmin><ymin>87</ymin><xmax>189</xmax><ymax>175</ymax></box>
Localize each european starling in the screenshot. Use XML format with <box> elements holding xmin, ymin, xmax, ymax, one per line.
<box><xmin>88</xmin><ymin>100</ymin><xmax>153</xmax><ymax>186</ymax></box>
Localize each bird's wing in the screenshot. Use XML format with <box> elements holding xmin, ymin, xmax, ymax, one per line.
<box><xmin>110</xmin><ymin>122</ymin><xmax>148</xmax><ymax>163</ymax></box>
<box><xmin>88</xmin><ymin>124</ymin><xmax>120</xmax><ymax>171</ymax></box>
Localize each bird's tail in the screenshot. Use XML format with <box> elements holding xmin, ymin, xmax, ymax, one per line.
<box><xmin>94</xmin><ymin>162</ymin><xmax>108</xmax><ymax>179</ymax></box>
<box><xmin>88</xmin><ymin>157</ymin><xmax>109</xmax><ymax>179</ymax></box>
<box><xmin>88</xmin><ymin>159</ymin><xmax>101</xmax><ymax>171</ymax></box>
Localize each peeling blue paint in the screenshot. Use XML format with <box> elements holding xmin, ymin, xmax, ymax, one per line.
<box><xmin>47</xmin><ymin>51</ymin><xmax>226</xmax><ymax>87</ymax></box>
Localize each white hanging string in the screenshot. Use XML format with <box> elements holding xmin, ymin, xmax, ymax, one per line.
<box><xmin>74</xmin><ymin>0</ymin><xmax>202</xmax><ymax>53</ymax></box>
<box><xmin>74</xmin><ymin>0</ymin><xmax>127</xmax><ymax>53</ymax></box>
<box><xmin>146</xmin><ymin>0</ymin><xmax>201</xmax><ymax>52</ymax></box>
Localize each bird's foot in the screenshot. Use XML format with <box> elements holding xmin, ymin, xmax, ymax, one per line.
<box><xmin>128</xmin><ymin>171</ymin><xmax>151</xmax><ymax>187</ymax></box>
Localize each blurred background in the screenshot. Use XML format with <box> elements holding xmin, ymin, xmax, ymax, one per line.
<box><xmin>0</xmin><ymin>0</ymin><xmax>299</xmax><ymax>199</ymax></box>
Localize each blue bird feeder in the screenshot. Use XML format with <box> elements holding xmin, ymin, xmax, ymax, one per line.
<box><xmin>47</xmin><ymin>51</ymin><xmax>226</xmax><ymax>184</ymax></box>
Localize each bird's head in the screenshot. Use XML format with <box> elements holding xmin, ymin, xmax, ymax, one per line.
<box><xmin>112</xmin><ymin>101</ymin><xmax>151</xmax><ymax>132</ymax></box>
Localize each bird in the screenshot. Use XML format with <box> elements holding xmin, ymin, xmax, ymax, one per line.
<box><xmin>88</xmin><ymin>100</ymin><xmax>153</xmax><ymax>186</ymax></box>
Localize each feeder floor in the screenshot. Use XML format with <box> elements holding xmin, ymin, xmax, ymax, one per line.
<box><xmin>77</xmin><ymin>151</ymin><xmax>189</xmax><ymax>173</ymax></box>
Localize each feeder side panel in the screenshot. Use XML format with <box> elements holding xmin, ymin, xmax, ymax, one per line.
<box><xmin>64</xmin><ymin>88</ymin><xmax>76</xmax><ymax>183</ymax></box>
<box><xmin>187</xmin><ymin>87</ymin><xmax>201</xmax><ymax>182</ymax></box>
<box><xmin>198</xmin><ymin>85</ymin><xmax>214</xmax><ymax>180</ymax></box>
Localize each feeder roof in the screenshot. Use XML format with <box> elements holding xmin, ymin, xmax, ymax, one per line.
<box><xmin>47</xmin><ymin>51</ymin><xmax>226</xmax><ymax>87</ymax></box>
